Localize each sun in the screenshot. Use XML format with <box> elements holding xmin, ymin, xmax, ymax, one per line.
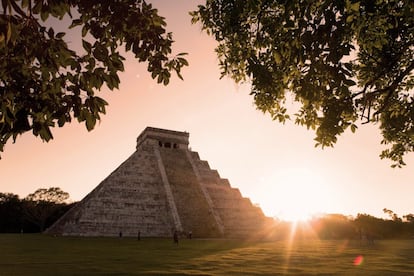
<box><xmin>257</xmin><ymin>167</ymin><xmax>334</xmax><ymax>222</ymax></box>
<box><xmin>279</xmin><ymin>205</ymin><xmax>313</xmax><ymax>222</ymax></box>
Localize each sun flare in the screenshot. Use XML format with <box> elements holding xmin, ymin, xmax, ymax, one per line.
<box><xmin>257</xmin><ymin>167</ymin><xmax>335</xmax><ymax>222</ymax></box>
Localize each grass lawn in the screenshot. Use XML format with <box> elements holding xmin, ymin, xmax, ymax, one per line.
<box><xmin>1</xmin><ymin>234</ymin><xmax>413</xmax><ymax>275</ymax></box>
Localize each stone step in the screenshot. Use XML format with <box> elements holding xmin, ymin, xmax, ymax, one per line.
<box><xmin>159</xmin><ymin>148</ymin><xmax>221</xmax><ymax>238</ymax></box>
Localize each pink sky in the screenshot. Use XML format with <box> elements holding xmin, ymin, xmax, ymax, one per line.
<box><xmin>1</xmin><ymin>1</ymin><xmax>413</xmax><ymax>221</ymax></box>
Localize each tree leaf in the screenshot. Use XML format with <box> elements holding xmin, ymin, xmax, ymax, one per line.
<box><xmin>350</xmin><ymin>2</ymin><xmax>360</xmax><ymax>12</ymax></box>
<box><xmin>82</xmin><ymin>39</ymin><xmax>92</xmax><ymax>53</ymax></box>
<box><xmin>350</xmin><ymin>124</ymin><xmax>357</xmax><ymax>133</ymax></box>
<box><xmin>6</xmin><ymin>22</ymin><xmax>11</xmax><ymax>44</ymax></box>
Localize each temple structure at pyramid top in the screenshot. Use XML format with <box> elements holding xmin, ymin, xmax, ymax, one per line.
<box><xmin>136</xmin><ymin>127</ymin><xmax>189</xmax><ymax>149</ymax></box>
<box><xmin>46</xmin><ymin>127</ymin><xmax>271</xmax><ymax>238</ymax></box>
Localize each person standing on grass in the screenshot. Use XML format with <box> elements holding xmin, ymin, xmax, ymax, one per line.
<box><xmin>173</xmin><ymin>230</ymin><xmax>179</xmax><ymax>245</ymax></box>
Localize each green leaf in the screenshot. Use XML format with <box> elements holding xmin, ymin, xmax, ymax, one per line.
<box><xmin>177</xmin><ymin>57</ymin><xmax>189</xmax><ymax>66</ymax></box>
<box><xmin>82</xmin><ymin>25</ymin><xmax>88</xmax><ymax>37</ymax></box>
<box><xmin>344</xmin><ymin>63</ymin><xmax>353</xmax><ymax>71</ymax></box>
<box><xmin>56</xmin><ymin>32</ymin><xmax>65</xmax><ymax>39</ymax></box>
<box><xmin>6</xmin><ymin>22</ymin><xmax>11</xmax><ymax>44</ymax></box>
<box><xmin>82</xmin><ymin>40</ymin><xmax>92</xmax><ymax>53</ymax></box>
<box><xmin>350</xmin><ymin>124</ymin><xmax>357</xmax><ymax>133</ymax></box>
<box><xmin>344</xmin><ymin>79</ymin><xmax>356</xmax><ymax>86</ymax></box>
<box><xmin>39</xmin><ymin>125</ymin><xmax>53</xmax><ymax>142</ymax></box>
<box><xmin>273</xmin><ymin>52</ymin><xmax>281</xmax><ymax>64</ymax></box>
<box><xmin>48</xmin><ymin>28</ymin><xmax>54</xmax><ymax>38</ymax></box>
<box><xmin>32</xmin><ymin>1</ymin><xmax>42</xmax><ymax>13</ymax></box>
<box><xmin>85</xmin><ymin>112</ymin><xmax>96</xmax><ymax>131</ymax></box>
<box><xmin>57</xmin><ymin>115</ymin><xmax>66</xmax><ymax>127</ymax></box>
<box><xmin>176</xmin><ymin>71</ymin><xmax>183</xmax><ymax>80</ymax></box>
<box><xmin>70</xmin><ymin>19</ymin><xmax>82</xmax><ymax>28</ymax></box>
<box><xmin>21</xmin><ymin>0</ymin><xmax>29</xmax><ymax>8</ymax></box>
<box><xmin>41</xmin><ymin>10</ymin><xmax>49</xmax><ymax>21</ymax></box>
<box><xmin>350</xmin><ymin>2</ymin><xmax>360</xmax><ymax>12</ymax></box>
<box><xmin>93</xmin><ymin>45</ymin><xmax>108</xmax><ymax>61</ymax></box>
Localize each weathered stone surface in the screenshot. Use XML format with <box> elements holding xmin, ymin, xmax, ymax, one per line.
<box><xmin>46</xmin><ymin>127</ymin><xmax>270</xmax><ymax>238</ymax></box>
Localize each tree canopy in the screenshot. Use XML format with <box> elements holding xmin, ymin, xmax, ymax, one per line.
<box><xmin>25</xmin><ymin>187</ymin><xmax>69</xmax><ymax>203</ymax></box>
<box><xmin>0</xmin><ymin>0</ymin><xmax>187</xmax><ymax>154</ymax></box>
<box><xmin>24</xmin><ymin>187</ymin><xmax>71</xmax><ymax>231</ymax></box>
<box><xmin>191</xmin><ymin>0</ymin><xmax>414</xmax><ymax>167</ymax></box>
<box><xmin>0</xmin><ymin>189</ymin><xmax>72</xmax><ymax>232</ymax></box>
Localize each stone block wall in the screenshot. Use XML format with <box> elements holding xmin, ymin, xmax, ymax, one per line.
<box><xmin>47</xmin><ymin>147</ymin><xmax>174</xmax><ymax>237</ymax></box>
<box><xmin>188</xmin><ymin>150</ymin><xmax>268</xmax><ymax>238</ymax></box>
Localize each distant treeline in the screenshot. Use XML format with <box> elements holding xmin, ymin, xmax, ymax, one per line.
<box><xmin>270</xmin><ymin>213</ymin><xmax>414</xmax><ymax>240</ymax></box>
<box><xmin>0</xmin><ymin>189</ymin><xmax>75</xmax><ymax>233</ymax></box>
<box><xmin>2</xmin><ymin>189</ymin><xmax>414</xmax><ymax>240</ymax></box>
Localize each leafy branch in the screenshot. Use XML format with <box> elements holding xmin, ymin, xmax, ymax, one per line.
<box><xmin>0</xmin><ymin>0</ymin><xmax>188</xmax><ymax>155</ymax></box>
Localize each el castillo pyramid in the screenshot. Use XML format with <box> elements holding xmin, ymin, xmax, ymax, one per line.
<box><xmin>46</xmin><ymin>127</ymin><xmax>271</xmax><ymax>238</ymax></box>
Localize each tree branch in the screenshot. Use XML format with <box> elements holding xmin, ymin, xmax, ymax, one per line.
<box><xmin>372</xmin><ymin>60</ymin><xmax>414</xmax><ymax>118</ymax></box>
<box><xmin>356</xmin><ymin>56</ymin><xmax>414</xmax><ymax>123</ymax></box>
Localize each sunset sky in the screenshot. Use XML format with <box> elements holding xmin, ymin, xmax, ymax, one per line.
<box><xmin>1</xmin><ymin>1</ymin><xmax>413</xmax><ymax>222</ymax></box>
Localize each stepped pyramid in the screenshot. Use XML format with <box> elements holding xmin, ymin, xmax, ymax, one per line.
<box><xmin>46</xmin><ymin>127</ymin><xmax>270</xmax><ymax>238</ymax></box>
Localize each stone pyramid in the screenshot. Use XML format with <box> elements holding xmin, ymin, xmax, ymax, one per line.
<box><xmin>46</xmin><ymin>127</ymin><xmax>270</xmax><ymax>238</ymax></box>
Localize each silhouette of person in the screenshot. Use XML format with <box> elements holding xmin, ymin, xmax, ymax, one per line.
<box><xmin>173</xmin><ymin>230</ymin><xmax>179</xmax><ymax>244</ymax></box>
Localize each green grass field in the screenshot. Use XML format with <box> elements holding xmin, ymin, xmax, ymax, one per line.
<box><xmin>1</xmin><ymin>234</ymin><xmax>413</xmax><ymax>275</ymax></box>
